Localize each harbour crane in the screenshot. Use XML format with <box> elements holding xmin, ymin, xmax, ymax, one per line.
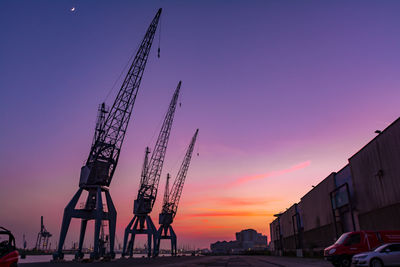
<box><xmin>53</xmin><ymin>8</ymin><xmax>162</xmax><ymax>260</ymax></box>
<box><xmin>122</xmin><ymin>81</ymin><xmax>182</xmax><ymax>258</ymax></box>
<box><xmin>154</xmin><ymin>129</ymin><xmax>199</xmax><ymax>257</ymax></box>
<box><xmin>35</xmin><ymin>216</ymin><xmax>52</xmax><ymax>251</ymax></box>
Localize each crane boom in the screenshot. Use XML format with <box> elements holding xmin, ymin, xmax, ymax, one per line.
<box><xmin>163</xmin><ymin>173</ymin><xmax>170</xmax><ymax>207</ymax></box>
<box><xmin>162</xmin><ymin>129</ymin><xmax>198</xmax><ymax>218</ymax></box>
<box><xmin>140</xmin><ymin>147</ymin><xmax>151</xmax><ymax>187</ymax></box>
<box><xmin>137</xmin><ymin>81</ymin><xmax>182</xmax><ymax>209</ymax></box>
<box><xmin>81</xmin><ymin>8</ymin><xmax>162</xmax><ymax>188</ymax></box>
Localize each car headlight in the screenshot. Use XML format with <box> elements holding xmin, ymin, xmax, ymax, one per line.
<box><xmin>329</xmin><ymin>248</ymin><xmax>336</xmax><ymax>254</ymax></box>
<box><xmin>356</xmin><ymin>255</ymin><xmax>368</xmax><ymax>259</ymax></box>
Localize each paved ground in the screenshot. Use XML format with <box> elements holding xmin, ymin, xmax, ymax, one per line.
<box><xmin>21</xmin><ymin>255</ymin><xmax>334</xmax><ymax>267</ymax></box>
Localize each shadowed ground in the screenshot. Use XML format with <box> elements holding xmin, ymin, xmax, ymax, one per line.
<box><xmin>20</xmin><ymin>255</ymin><xmax>332</xmax><ymax>267</ymax></box>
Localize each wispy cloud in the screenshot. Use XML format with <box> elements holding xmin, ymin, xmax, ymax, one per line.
<box><xmin>182</xmin><ymin>210</ymin><xmax>273</xmax><ymax>218</ymax></box>
<box><xmin>230</xmin><ymin>160</ymin><xmax>311</xmax><ymax>186</ymax></box>
<box><xmin>212</xmin><ymin>197</ymin><xmax>277</xmax><ymax>206</ymax></box>
<box><xmin>183</xmin><ymin>197</ymin><xmax>275</xmax><ymax>207</ymax></box>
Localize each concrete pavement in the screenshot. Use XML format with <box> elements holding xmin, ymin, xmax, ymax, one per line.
<box><xmin>21</xmin><ymin>255</ymin><xmax>333</xmax><ymax>267</ymax></box>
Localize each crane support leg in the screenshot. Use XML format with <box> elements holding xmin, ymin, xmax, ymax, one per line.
<box><xmin>153</xmin><ymin>226</ymin><xmax>163</xmax><ymax>257</ymax></box>
<box><xmin>90</xmin><ymin>187</ymin><xmax>103</xmax><ymax>260</ymax></box>
<box><xmin>75</xmin><ymin>219</ymin><xmax>87</xmax><ymax>259</ymax></box>
<box><xmin>170</xmin><ymin>225</ymin><xmax>177</xmax><ymax>256</ymax></box>
<box><xmin>153</xmin><ymin>224</ymin><xmax>177</xmax><ymax>257</ymax></box>
<box><xmin>129</xmin><ymin>217</ymin><xmax>139</xmax><ymax>257</ymax></box>
<box><xmin>146</xmin><ymin>216</ymin><xmax>157</xmax><ymax>257</ymax></box>
<box><xmin>53</xmin><ymin>187</ymin><xmax>115</xmax><ymax>261</ymax></box>
<box><xmin>122</xmin><ymin>215</ymin><xmax>156</xmax><ymax>258</ymax></box>
<box><xmin>35</xmin><ymin>234</ymin><xmax>40</xmax><ymax>250</ymax></box>
<box><xmin>105</xmin><ymin>191</ymin><xmax>116</xmax><ymax>259</ymax></box>
<box><xmin>122</xmin><ymin>215</ymin><xmax>136</xmax><ymax>257</ymax></box>
<box><xmin>54</xmin><ymin>188</ymin><xmax>83</xmax><ymax>260</ymax></box>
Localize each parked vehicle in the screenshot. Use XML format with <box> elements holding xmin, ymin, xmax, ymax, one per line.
<box><xmin>324</xmin><ymin>230</ymin><xmax>400</xmax><ymax>267</ymax></box>
<box><xmin>0</xmin><ymin>227</ymin><xmax>18</xmax><ymax>267</ymax></box>
<box><xmin>352</xmin><ymin>243</ymin><xmax>400</xmax><ymax>267</ymax></box>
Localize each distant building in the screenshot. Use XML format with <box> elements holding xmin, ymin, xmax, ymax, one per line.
<box><xmin>210</xmin><ymin>240</ymin><xmax>240</xmax><ymax>254</ymax></box>
<box><xmin>236</xmin><ymin>229</ymin><xmax>268</xmax><ymax>250</ymax></box>
<box><xmin>210</xmin><ymin>229</ymin><xmax>268</xmax><ymax>254</ymax></box>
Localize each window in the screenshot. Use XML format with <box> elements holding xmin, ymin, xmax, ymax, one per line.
<box><xmin>335</xmin><ymin>233</ymin><xmax>350</xmax><ymax>244</ymax></box>
<box><xmin>347</xmin><ymin>234</ymin><xmax>361</xmax><ymax>245</ymax></box>
<box><xmin>388</xmin><ymin>244</ymin><xmax>400</xmax><ymax>252</ymax></box>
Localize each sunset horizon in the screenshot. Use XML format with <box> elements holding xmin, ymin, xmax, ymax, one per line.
<box><xmin>2</xmin><ymin>1</ymin><xmax>400</xmax><ymax>262</ymax></box>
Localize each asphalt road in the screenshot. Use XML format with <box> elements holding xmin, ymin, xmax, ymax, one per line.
<box><xmin>21</xmin><ymin>255</ymin><xmax>334</xmax><ymax>267</ymax></box>
<box><xmin>164</xmin><ymin>256</ymin><xmax>334</xmax><ymax>267</ymax></box>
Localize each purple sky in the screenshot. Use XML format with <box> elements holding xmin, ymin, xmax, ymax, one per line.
<box><xmin>1</xmin><ymin>0</ymin><xmax>400</xmax><ymax>249</ymax></box>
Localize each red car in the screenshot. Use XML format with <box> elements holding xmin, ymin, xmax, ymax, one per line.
<box><xmin>0</xmin><ymin>227</ymin><xmax>18</xmax><ymax>267</ymax></box>
<box><xmin>324</xmin><ymin>230</ymin><xmax>400</xmax><ymax>267</ymax></box>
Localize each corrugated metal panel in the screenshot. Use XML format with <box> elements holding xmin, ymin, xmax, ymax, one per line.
<box><xmin>279</xmin><ymin>204</ymin><xmax>297</xmax><ymax>238</ymax></box>
<box><xmin>299</xmin><ymin>173</ymin><xmax>335</xmax><ymax>232</ymax></box>
<box><xmin>349</xmin><ymin>118</ymin><xmax>400</xmax><ymax>214</ymax></box>
<box><xmin>270</xmin><ymin>218</ymin><xmax>280</xmax><ymax>242</ymax></box>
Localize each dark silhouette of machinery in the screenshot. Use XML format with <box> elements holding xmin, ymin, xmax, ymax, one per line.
<box><xmin>122</xmin><ymin>81</ymin><xmax>182</xmax><ymax>258</ymax></box>
<box><xmin>35</xmin><ymin>216</ymin><xmax>52</xmax><ymax>251</ymax></box>
<box><xmin>154</xmin><ymin>129</ymin><xmax>198</xmax><ymax>257</ymax></box>
<box><xmin>53</xmin><ymin>9</ymin><xmax>162</xmax><ymax>260</ymax></box>
<box><xmin>0</xmin><ymin>227</ymin><xmax>19</xmax><ymax>267</ymax></box>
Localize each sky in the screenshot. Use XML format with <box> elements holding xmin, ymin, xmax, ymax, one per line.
<box><xmin>1</xmin><ymin>0</ymin><xmax>400</xmax><ymax>250</ymax></box>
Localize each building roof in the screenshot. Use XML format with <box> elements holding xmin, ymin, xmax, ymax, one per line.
<box><xmin>348</xmin><ymin>117</ymin><xmax>400</xmax><ymax>161</ymax></box>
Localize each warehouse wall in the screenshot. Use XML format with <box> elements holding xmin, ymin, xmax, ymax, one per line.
<box><xmin>332</xmin><ymin>165</ymin><xmax>356</xmax><ymax>234</ymax></box>
<box><xmin>334</xmin><ymin>165</ymin><xmax>353</xmax><ymax>195</ymax></box>
<box><xmin>269</xmin><ymin>218</ymin><xmax>281</xmax><ymax>253</ymax></box>
<box><xmin>280</xmin><ymin>204</ymin><xmax>298</xmax><ymax>251</ymax></box>
<box><xmin>299</xmin><ymin>173</ymin><xmax>335</xmax><ymax>231</ymax></box>
<box><xmin>349</xmin><ymin>118</ymin><xmax>400</xmax><ymax>230</ymax></box>
<box><xmin>268</xmin><ymin>117</ymin><xmax>400</xmax><ymax>255</ymax></box>
<box><xmin>299</xmin><ymin>173</ymin><xmax>336</xmax><ymax>250</ymax></box>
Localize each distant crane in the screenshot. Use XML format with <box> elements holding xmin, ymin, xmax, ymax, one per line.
<box><xmin>122</xmin><ymin>81</ymin><xmax>182</xmax><ymax>258</ymax></box>
<box><xmin>35</xmin><ymin>216</ymin><xmax>52</xmax><ymax>251</ymax></box>
<box><xmin>154</xmin><ymin>129</ymin><xmax>199</xmax><ymax>257</ymax></box>
<box><xmin>53</xmin><ymin>9</ymin><xmax>162</xmax><ymax>260</ymax></box>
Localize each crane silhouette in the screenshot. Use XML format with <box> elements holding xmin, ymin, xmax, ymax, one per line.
<box><xmin>154</xmin><ymin>129</ymin><xmax>199</xmax><ymax>257</ymax></box>
<box><xmin>122</xmin><ymin>81</ymin><xmax>182</xmax><ymax>258</ymax></box>
<box><xmin>53</xmin><ymin>9</ymin><xmax>162</xmax><ymax>260</ymax></box>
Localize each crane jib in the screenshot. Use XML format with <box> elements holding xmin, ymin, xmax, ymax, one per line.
<box><xmin>134</xmin><ymin>81</ymin><xmax>181</xmax><ymax>214</ymax></box>
<box><xmin>161</xmin><ymin>129</ymin><xmax>198</xmax><ymax>219</ymax></box>
<box><xmin>79</xmin><ymin>9</ymin><xmax>162</xmax><ymax>188</ymax></box>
